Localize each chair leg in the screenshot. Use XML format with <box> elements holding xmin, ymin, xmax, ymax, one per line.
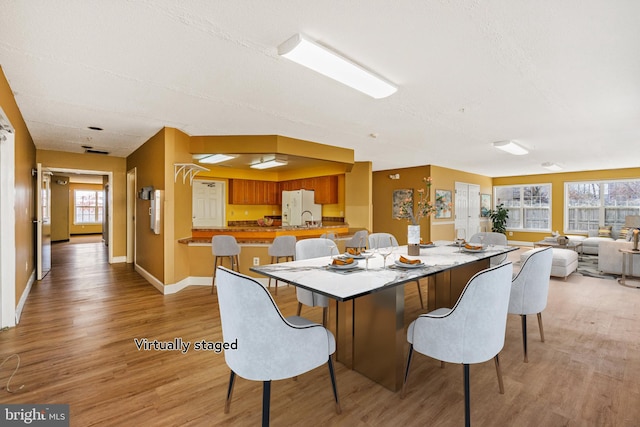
<box><xmin>262</xmin><ymin>380</ymin><xmax>271</xmax><ymax>427</ymax></box>
<box><xmin>224</xmin><ymin>370</ymin><xmax>236</xmax><ymax>414</ymax></box>
<box><xmin>211</xmin><ymin>257</ymin><xmax>220</xmax><ymax>294</ymax></box>
<box><xmin>327</xmin><ymin>356</ymin><xmax>341</xmax><ymax>414</ymax></box>
<box><xmin>494</xmin><ymin>354</ymin><xmax>504</xmax><ymax>394</ymax></box>
<box><xmin>463</xmin><ymin>364</ymin><xmax>471</xmax><ymax>427</ymax></box>
<box><xmin>521</xmin><ymin>315</ymin><xmax>528</xmax><ymax>363</ymax></box>
<box><xmin>401</xmin><ymin>344</ymin><xmax>414</xmax><ymax>398</ymax></box>
<box><xmin>440</xmin><ymin>361</ymin><xmax>446</xmax><ymax>368</ymax></box>
<box><xmin>537</xmin><ymin>312</ymin><xmax>545</xmax><ymax>342</ymax></box>
<box><xmin>233</xmin><ymin>255</ymin><xmax>240</xmax><ymax>272</ymax></box>
<box><xmin>415</xmin><ymin>280</ymin><xmax>424</xmax><ymax>309</ymax></box>
<box><xmin>296</xmin><ymin>302</ymin><xmax>302</xmax><ymax>317</ymax></box>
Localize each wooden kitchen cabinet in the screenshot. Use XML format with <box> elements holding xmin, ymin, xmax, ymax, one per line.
<box><xmin>276</xmin><ymin>175</ymin><xmax>339</xmax><ymax>204</ymax></box>
<box><xmin>229</xmin><ymin>179</ymin><xmax>278</xmax><ymax>205</ymax></box>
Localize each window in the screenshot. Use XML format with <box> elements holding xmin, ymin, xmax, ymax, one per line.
<box><xmin>494</xmin><ymin>184</ymin><xmax>551</xmax><ymax>231</ymax></box>
<box><xmin>74</xmin><ymin>190</ymin><xmax>104</xmax><ymax>224</ymax></box>
<box><xmin>565</xmin><ymin>179</ymin><xmax>640</xmax><ymax>233</ymax></box>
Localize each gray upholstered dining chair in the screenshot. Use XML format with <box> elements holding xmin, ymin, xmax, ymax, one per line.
<box><xmin>344</xmin><ymin>230</ymin><xmax>369</xmax><ymax>251</ymax></box>
<box><xmin>509</xmin><ymin>246</ymin><xmax>553</xmax><ymax>362</ymax></box>
<box><xmin>211</xmin><ymin>235</ymin><xmax>241</xmax><ymax>293</ymax></box>
<box><xmin>369</xmin><ymin>232</ymin><xmax>424</xmax><ymax>309</ymax></box>
<box><xmin>216</xmin><ymin>267</ymin><xmax>340</xmax><ymax>427</ymax></box>
<box><xmin>319</xmin><ymin>232</ymin><xmax>336</xmax><ymax>241</ymax></box>
<box><xmin>469</xmin><ymin>232</ymin><xmax>509</xmax><ymax>266</ymax></box>
<box><xmin>402</xmin><ymin>262</ymin><xmax>513</xmax><ymax>427</ymax></box>
<box><xmin>295</xmin><ymin>238</ymin><xmax>338</xmax><ymax>326</ymax></box>
<box><xmin>267</xmin><ymin>235</ymin><xmax>296</xmax><ymax>295</ymax></box>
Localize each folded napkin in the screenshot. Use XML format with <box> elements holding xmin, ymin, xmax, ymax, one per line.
<box><xmin>464</xmin><ymin>243</ymin><xmax>483</xmax><ymax>250</ymax></box>
<box><xmin>399</xmin><ymin>255</ymin><xmax>421</xmax><ymax>265</ymax></box>
<box><xmin>332</xmin><ymin>257</ymin><xmax>354</xmax><ymax>266</ymax></box>
<box><xmin>347</xmin><ymin>248</ymin><xmax>362</xmax><ymax>256</ymax></box>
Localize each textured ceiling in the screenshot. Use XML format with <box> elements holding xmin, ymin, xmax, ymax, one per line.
<box><xmin>0</xmin><ymin>0</ymin><xmax>638</xmax><ymax>177</ymax></box>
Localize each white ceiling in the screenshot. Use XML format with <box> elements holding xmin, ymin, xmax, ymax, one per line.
<box><xmin>1</xmin><ymin>1</ymin><xmax>638</xmax><ymax>177</ymax></box>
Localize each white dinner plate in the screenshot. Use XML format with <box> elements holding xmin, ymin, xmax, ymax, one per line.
<box><xmin>420</xmin><ymin>244</ymin><xmax>436</xmax><ymax>248</ymax></box>
<box><xmin>328</xmin><ymin>260</ymin><xmax>360</xmax><ymax>270</ymax></box>
<box><xmin>462</xmin><ymin>247</ymin><xmax>485</xmax><ymax>253</ymax></box>
<box><xmin>394</xmin><ymin>260</ymin><xmax>424</xmax><ymax>269</ymax></box>
<box><xmin>344</xmin><ymin>252</ymin><xmax>366</xmax><ymax>259</ymax></box>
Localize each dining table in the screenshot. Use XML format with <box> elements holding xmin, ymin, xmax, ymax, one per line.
<box><xmin>250</xmin><ymin>241</ymin><xmax>518</xmax><ymax>392</ymax></box>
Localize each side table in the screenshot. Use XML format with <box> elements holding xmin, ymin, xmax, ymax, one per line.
<box><xmin>618</xmin><ymin>248</ymin><xmax>640</xmax><ymax>288</ymax></box>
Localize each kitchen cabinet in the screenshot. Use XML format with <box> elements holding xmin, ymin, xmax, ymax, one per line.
<box><xmin>277</xmin><ymin>175</ymin><xmax>339</xmax><ymax>204</ymax></box>
<box><xmin>229</xmin><ymin>179</ymin><xmax>278</xmax><ymax>205</ymax></box>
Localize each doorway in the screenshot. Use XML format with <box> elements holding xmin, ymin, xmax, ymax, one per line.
<box><xmin>0</xmin><ymin>109</ymin><xmax>16</xmax><ymax>327</ymax></box>
<box><xmin>192</xmin><ymin>179</ymin><xmax>225</xmax><ymax>228</ymax></box>
<box><xmin>454</xmin><ymin>182</ymin><xmax>481</xmax><ymax>240</ymax></box>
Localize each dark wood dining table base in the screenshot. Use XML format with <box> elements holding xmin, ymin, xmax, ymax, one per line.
<box><xmin>326</xmin><ymin>258</ymin><xmax>491</xmax><ymax>391</ymax></box>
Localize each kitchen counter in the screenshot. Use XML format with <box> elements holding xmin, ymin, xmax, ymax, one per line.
<box><xmin>179</xmin><ymin>223</ymin><xmax>349</xmax><ymax>244</ymax></box>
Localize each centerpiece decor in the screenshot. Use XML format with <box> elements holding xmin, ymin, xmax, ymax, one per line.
<box><xmin>397</xmin><ymin>177</ymin><xmax>437</xmax><ymax>255</ymax></box>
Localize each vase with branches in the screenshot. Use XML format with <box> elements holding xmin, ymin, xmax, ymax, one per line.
<box><xmin>397</xmin><ymin>177</ymin><xmax>437</xmax><ymax>225</ymax></box>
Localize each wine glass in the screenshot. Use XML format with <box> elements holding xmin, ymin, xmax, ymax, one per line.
<box><xmin>378</xmin><ymin>237</ymin><xmax>394</xmax><ymax>269</ymax></box>
<box><xmin>455</xmin><ymin>228</ymin><xmax>466</xmax><ymax>252</ymax></box>
<box><xmin>361</xmin><ymin>247</ymin><xmax>376</xmax><ymax>271</ymax></box>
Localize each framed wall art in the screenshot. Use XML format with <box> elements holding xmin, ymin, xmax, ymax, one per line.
<box><xmin>481</xmin><ymin>193</ymin><xmax>491</xmax><ymax>217</ymax></box>
<box><xmin>392</xmin><ymin>189</ymin><xmax>413</xmax><ymax>219</ymax></box>
<box><xmin>435</xmin><ymin>189</ymin><xmax>452</xmax><ymax>219</ymax></box>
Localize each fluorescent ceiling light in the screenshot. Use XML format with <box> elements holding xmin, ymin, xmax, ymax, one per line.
<box><xmin>278</xmin><ymin>33</ymin><xmax>397</xmax><ymax>99</ymax></box>
<box><xmin>199</xmin><ymin>154</ymin><xmax>236</xmax><ymax>164</ymax></box>
<box><xmin>250</xmin><ymin>158</ymin><xmax>288</xmax><ymax>170</ymax></box>
<box><xmin>492</xmin><ymin>140</ymin><xmax>529</xmax><ymax>156</ymax></box>
<box><xmin>542</xmin><ymin>162</ymin><xmax>562</xmax><ymax>171</ymax></box>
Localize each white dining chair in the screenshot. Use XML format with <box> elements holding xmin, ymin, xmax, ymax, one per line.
<box><xmin>295</xmin><ymin>238</ymin><xmax>337</xmax><ymax>326</ymax></box>
<box><xmin>509</xmin><ymin>246</ymin><xmax>553</xmax><ymax>362</ymax></box>
<box><xmin>211</xmin><ymin>235</ymin><xmax>241</xmax><ymax>293</ymax></box>
<box><xmin>216</xmin><ymin>267</ymin><xmax>341</xmax><ymax>426</ymax></box>
<box><xmin>402</xmin><ymin>262</ymin><xmax>513</xmax><ymax>427</ymax></box>
<box><xmin>469</xmin><ymin>232</ymin><xmax>508</xmax><ymax>266</ymax></box>
<box><xmin>369</xmin><ymin>232</ymin><xmax>424</xmax><ymax>309</ymax></box>
<box><xmin>344</xmin><ymin>230</ymin><xmax>369</xmax><ymax>251</ymax></box>
<box><xmin>267</xmin><ymin>235</ymin><xmax>296</xmax><ymax>295</ymax></box>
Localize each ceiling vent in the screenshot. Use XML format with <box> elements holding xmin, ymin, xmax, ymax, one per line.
<box><xmin>85</xmin><ymin>148</ymin><xmax>109</xmax><ymax>155</ymax></box>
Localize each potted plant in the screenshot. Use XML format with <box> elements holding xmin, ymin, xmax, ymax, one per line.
<box><xmin>490</xmin><ymin>203</ymin><xmax>509</xmax><ymax>234</ymax></box>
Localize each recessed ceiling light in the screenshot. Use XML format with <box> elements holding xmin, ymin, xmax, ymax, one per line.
<box><xmin>492</xmin><ymin>140</ymin><xmax>529</xmax><ymax>155</ymax></box>
<box><xmin>199</xmin><ymin>154</ymin><xmax>237</xmax><ymax>164</ymax></box>
<box><xmin>278</xmin><ymin>33</ymin><xmax>397</xmax><ymax>99</ymax></box>
<box><xmin>88</xmin><ymin>126</ymin><xmax>103</xmax><ymax>131</ymax></box>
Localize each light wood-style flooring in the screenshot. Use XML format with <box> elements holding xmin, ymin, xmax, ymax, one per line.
<box><xmin>1</xmin><ymin>239</ymin><xmax>639</xmax><ymax>426</ymax></box>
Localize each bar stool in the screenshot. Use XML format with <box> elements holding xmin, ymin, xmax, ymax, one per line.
<box><xmin>267</xmin><ymin>235</ymin><xmax>296</xmax><ymax>295</ymax></box>
<box><xmin>212</xmin><ymin>235</ymin><xmax>241</xmax><ymax>293</ymax></box>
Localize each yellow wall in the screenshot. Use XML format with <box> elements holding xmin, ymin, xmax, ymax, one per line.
<box><xmin>68</xmin><ymin>183</ymin><xmax>103</xmax><ymax>235</ymax></box>
<box><xmin>345</xmin><ymin>161</ymin><xmax>373</xmax><ymax>231</ymax></box>
<box><xmin>126</xmin><ymin>128</ymin><xmax>167</xmax><ymax>282</ymax></box>
<box><xmin>372</xmin><ymin>165</ymin><xmax>493</xmax><ymax>244</ymax></box>
<box><xmin>494</xmin><ymin>167</ymin><xmax>640</xmax><ymax>242</ymax></box>
<box><xmin>1</xmin><ymin>66</ymin><xmax>37</xmax><ymax>306</ymax></box>
<box><xmin>36</xmin><ymin>150</ymin><xmax>127</xmax><ymax>258</ymax></box>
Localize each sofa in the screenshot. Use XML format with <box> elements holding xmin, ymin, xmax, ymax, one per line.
<box><xmin>598</xmin><ymin>240</ymin><xmax>640</xmax><ymax>275</ymax></box>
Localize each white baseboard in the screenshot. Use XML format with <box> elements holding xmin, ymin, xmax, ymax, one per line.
<box><xmin>111</xmin><ymin>256</ymin><xmax>127</xmax><ymax>263</ymax></box>
<box><xmin>134</xmin><ymin>263</ymin><xmax>165</xmax><ymax>294</ymax></box>
<box><xmin>134</xmin><ymin>267</ymin><xmax>271</xmax><ymax>294</ymax></box>
<box><xmin>15</xmin><ymin>270</ymin><xmax>36</xmax><ymax>324</ymax></box>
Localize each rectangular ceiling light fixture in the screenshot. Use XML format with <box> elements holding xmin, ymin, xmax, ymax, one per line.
<box><xmin>199</xmin><ymin>154</ymin><xmax>236</xmax><ymax>164</ymax></box>
<box><xmin>541</xmin><ymin>162</ymin><xmax>562</xmax><ymax>171</ymax></box>
<box><xmin>492</xmin><ymin>140</ymin><xmax>529</xmax><ymax>156</ymax></box>
<box><xmin>278</xmin><ymin>33</ymin><xmax>397</xmax><ymax>99</ymax></box>
<box><xmin>250</xmin><ymin>157</ymin><xmax>288</xmax><ymax>170</ymax></box>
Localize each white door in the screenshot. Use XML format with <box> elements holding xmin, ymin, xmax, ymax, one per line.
<box><xmin>126</xmin><ymin>168</ymin><xmax>136</xmax><ymax>264</ymax></box>
<box><xmin>36</xmin><ymin>163</ymin><xmax>52</xmax><ymax>280</ymax></box>
<box><xmin>192</xmin><ymin>180</ymin><xmax>225</xmax><ymax>227</ymax></box>
<box><xmin>0</xmin><ymin>114</ymin><xmax>16</xmax><ymax>327</ymax></box>
<box><xmin>455</xmin><ymin>182</ymin><xmax>481</xmax><ymax>239</ymax></box>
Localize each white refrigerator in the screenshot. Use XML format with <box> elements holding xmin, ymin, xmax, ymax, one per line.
<box><xmin>281</xmin><ymin>190</ymin><xmax>322</xmax><ymax>226</ymax></box>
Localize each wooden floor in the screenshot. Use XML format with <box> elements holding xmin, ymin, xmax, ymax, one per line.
<box><xmin>1</xmin><ymin>240</ymin><xmax>639</xmax><ymax>426</ymax></box>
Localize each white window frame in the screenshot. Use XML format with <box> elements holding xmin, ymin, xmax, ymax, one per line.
<box><xmin>74</xmin><ymin>189</ymin><xmax>104</xmax><ymax>225</ymax></box>
<box><xmin>493</xmin><ymin>183</ymin><xmax>552</xmax><ymax>232</ymax></box>
<box><xmin>564</xmin><ymin>178</ymin><xmax>640</xmax><ymax>234</ymax></box>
